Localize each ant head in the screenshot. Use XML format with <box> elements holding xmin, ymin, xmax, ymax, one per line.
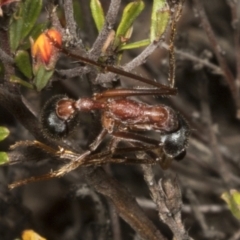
<box><xmin>40</xmin><ymin>95</ymin><xmax>79</xmax><ymax>139</ymax></box>
<box><xmin>160</xmin><ymin>114</ymin><xmax>190</xmax><ymax>161</ymax></box>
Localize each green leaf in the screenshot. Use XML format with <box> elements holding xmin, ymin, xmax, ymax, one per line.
<box><xmin>0</xmin><ymin>127</ymin><xmax>10</xmax><ymax>141</ymax></box>
<box><xmin>118</xmin><ymin>39</ymin><xmax>150</xmax><ymax>51</ymax></box>
<box><xmin>15</xmin><ymin>50</ymin><xmax>32</xmax><ymax>78</ymax></box>
<box><xmin>33</xmin><ymin>65</ymin><xmax>54</xmax><ymax>91</ymax></box>
<box><xmin>9</xmin><ymin>0</ymin><xmax>42</xmax><ymax>52</ymax></box>
<box><xmin>150</xmin><ymin>0</ymin><xmax>170</xmax><ymax>42</ymax></box>
<box><xmin>221</xmin><ymin>190</ymin><xmax>240</xmax><ymax>220</ymax></box>
<box><xmin>115</xmin><ymin>0</ymin><xmax>145</xmax><ymax>47</ymax></box>
<box><xmin>90</xmin><ymin>0</ymin><xmax>105</xmax><ymax>32</ymax></box>
<box><xmin>21</xmin><ymin>0</ymin><xmax>42</xmax><ymax>39</ymax></box>
<box><xmin>0</xmin><ymin>152</ymin><xmax>9</xmax><ymax>165</ymax></box>
<box><xmin>9</xmin><ymin>3</ymin><xmax>24</xmax><ymax>52</ymax></box>
<box><xmin>10</xmin><ymin>75</ymin><xmax>34</xmax><ymax>89</ymax></box>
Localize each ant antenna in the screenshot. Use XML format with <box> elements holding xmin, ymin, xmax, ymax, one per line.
<box><xmin>46</xmin><ymin>32</ymin><xmax>177</xmax><ymax>91</ymax></box>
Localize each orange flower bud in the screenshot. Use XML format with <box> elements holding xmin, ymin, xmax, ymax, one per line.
<box><xmin>31</xmin><ymin>29</ymin><xmax>62</xmax><ymax>70</ymax></box>
<box><xmin>22</xmin><ymin>229</ymin><xmax>46</xmax><ymax>240</ymax></box>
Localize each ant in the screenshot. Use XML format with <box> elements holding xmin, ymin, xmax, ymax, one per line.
<box><xmin>41</xmin><ymin>88</ymin><xmax>189</xmax><ymax>159</ymax></box>
<box><xmin>8</xmin><ymin>1</ymin><xmax>190</xmax><ymax>189</ymax></box>
<box><xmin>9</xmin><ymin>86</ymin><xmax>190</xmax><ymax>189</ymax></box>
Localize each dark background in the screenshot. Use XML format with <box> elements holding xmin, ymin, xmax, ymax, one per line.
<box><xmin>0</xmin><ymin>0</ymin><xmax>240</xmax><ymax>239</ymax></box>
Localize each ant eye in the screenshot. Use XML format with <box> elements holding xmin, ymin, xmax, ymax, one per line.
<box><xmin>160</xmin><ymin>114</ymin><xmax>190</xmax><ymax>159</ymax></box>
<box><xmin>40</xmin><ymin>95</ymin><xmax>79</xmax><ymax>139</ymax></box>
<box><xmin>174</xmin><ymin>149</ymin><xmax>186</xmax><ymax>161</ymax></box>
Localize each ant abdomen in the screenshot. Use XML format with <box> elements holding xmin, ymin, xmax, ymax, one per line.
<box><xmin>40</xmin><ymin>95</ymin><xmax>79</xmax><ymax>139</ymax></box>
<box><xmin>160</xmin><ymin>114</ymin><xmax>190</xmax><ymax>160</ymax></box>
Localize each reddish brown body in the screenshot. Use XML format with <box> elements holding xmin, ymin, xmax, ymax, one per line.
<box><xmin>43</xmin><ymin>90</ymin><xmax>189</xmax><ymax>161</ymax></box>
<box><xmin>56</xmin><ymin>97</ymin><xmax>179</xmax><ymax>134</ymax></box>
<box><xmin>102</xmin><ymin>99</ymin><xmax>179</xmax><ymax>133</ymax></box>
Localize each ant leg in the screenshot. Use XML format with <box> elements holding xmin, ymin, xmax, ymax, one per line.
<box><xmin>113</xmin><ymin>146</ymin><xmax>159</xmax><ymax>154</ymax></box>
<box><xmin>95</xmin><ymin>131</ymin><xmax>161</xmax><ymax>165</ymax></box>
<box><xmin>111</xmin><ymin>133</ymin><xmax>163</xmax><ymax>164</ymax></box>
<box><xmin>85</xmin><ymin>156</ymin><xmax>155</xmax><ymax>166</ymax></box>
<box><xmin>94</xmin><ymin>88</ymin><xmax>177</xmax><ymax>100</ymax></box>
<box><xmin>112</xmin><ymin>131</ymin><xmax>173</xmax><ymax>169</ymax></box>
<box><xmin>47</xmin><ymin>33</ymin><xmax>174</xmax><ymax>90</ymax></box>
<box><xmin>112</xmin><ymin>131</ymin><xmax>161</xmax><ymax>146</ymax></box>
<box><xmin>9</xmin><ymin>129</ymin><xmax>108</xmax><ymax>189</ymax></box>
<box><xmin>89</xmin><ymin>128</ymin><xmax>108</xmax><ymax>151</ymax></box>
<box><xmin>130</xmin><ymin>141</ymin><xmax>173</xmax><ymax>170</ymax></box>
<box><xmin>79</xmin><ymin>146</ymin><xmax>156</xmax><ymax>166</ymax></box>
<box><xmin>61</xmin><ymin>128</ymin><xmax>108</xmax><ymax>164</ymax></box>
<box><xmin>107</xmin><ymin>137</ymin><xmax>120</xmax><ymax>154</ymax></box>
<box><xmin>9</xmin><ymin>173</ymin><xmax>58</xmax><ymax>189</ymax></box>
<box><xmin>85</xmin><ymin>132</ymin><xmax>122</xmax><ymax>167</ymax></box>
<box><xmin>10</xmin><ymin>140</ymin><xmax>58</xmax><ymax>156</ymax></box>
<box><xmin>105</xmin><ymin>65</ymin><xmax>175</xmax><ymax>90</ymax></box>
<box><xmin>9</xmin><ymin>140</ymin><xmax>89</xmax><ymax>163</ymax></box>
<box><xmin>8</xmin><ymin>147</ymin><xmax>156</xmax><ymax>189</ymax></box>
<box><xmin>9</xmin><ymin>150</ymin><xmax>93</xmax><ymax>189</ymax></box>
<box><xmin>9</xmin><ymin>145</ymin><xmax>157</xmax><ymax>189</ymax></box>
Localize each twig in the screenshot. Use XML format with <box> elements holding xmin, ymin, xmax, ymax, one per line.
<box><xmin>104</xmin><ymin>165</ymin><xmax>122</xmax><ymax>240</ymax></box>
<box><xmin>141</xmin><ymin>164</ymin><xmax>193</xmax><ymax>240</ymax></box>
<box><xmin>0</xmin><ymin>30</ymin><xmax>15</xmax><ymax>81</ymax></box>
<box><xmin>84</xmin><ymin>167</ymin><xmax>167</xmax><ymax>240</ymax></box>
<box><xmin>0</xmin><ymin>47</ymin><xmax>14</xmax><ymax>64</ymax></box>
<box><xmin>136</xmin><ymin>198</ymin><xmax>228</xmax><ymax>213</ymax></box>
<box><xmin>75</xmin><ymin>184</ymin><xmax>110</xmax><ymax>240</ymax></box>
<box><xmin>167</xmin><ymin>0</ymin><xmax>185</xmax><ymax>87</ymax></box>
<box><xmin>186</xmin><ymin>189</ymin><xmax>211</xmax><ymax>233</ymax></box>
<box><xmin>108</xmin><ymin>202</ymin><xmax>122</xmax><ymax>240</ymax></box>
<box><xmin>227</xmin><ymin>0</ymin><xmax>240</xmax><ymax>117</ymax></box>
<box><xmin>90</xmin><ymin>0</ymin><xmax>121</xmax><ymax>60</ymax></box>
<box><xmin>172</xmin><ymin>163</ymin><xmax>227</xmax><ymax>195</ymax></box>
<box><xmin>186</xmin><ymin>189</ymin><xmax>225</xmax><ymax>239</ymax></box>
<box><xmin>48</xmin><ymin>5</ymin><xmax>65</xmax><ymax>35</ymax></box>
<box><xmin>183</xmin><ymin>204</ymin><xmax>227</xmax><ymax>214</ymax></box>
<box><xmin>161</xmin><ymin>43</ymin><xmax>223</xmax><ymax>75</ymax></box>
<box><xmin>193</xmin><ymin>0</ymin><xmax>238</xmax><ymax>113</ymax></box>
<box><xmin>63</xmin><ymin>0</ymin><xmax>77</xmax><ymax>40</ymax></box>
<box><xmin>202</xmin><ymin>107</ymin><xmax>232</xmax><ymax>186</ymax></box>
<box><xmin>133</xmin><ymin>234</ymin><xmax>144</xmax><ymax>240</ymax></box>
<box><xmin>124</xmin><ymin>43</ymin><xmax>159</xmax><ymax>72</ymax></box>
<box><xmin>229</xmin><ymin>229</ymin><xmax>240</xmax><ymax>240</ymax></box>
<box><xmin>0</xmin><ymin>87</ymin><xmax>45</xmax><ymax>143</ymax></box>
<box><xmin>200</xmin><ymin>79</ymin><xmax>233</xmax><ymax>187</ymax></box>
<box><xmin>95</xmin><ymin>42</ymin><xmax>159</xmax><ymax>85</ymax></box>
<box><xmin>57</xmin><ymin>66</ymin><xmax>91</xmax><ymax>78</ymax></box>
